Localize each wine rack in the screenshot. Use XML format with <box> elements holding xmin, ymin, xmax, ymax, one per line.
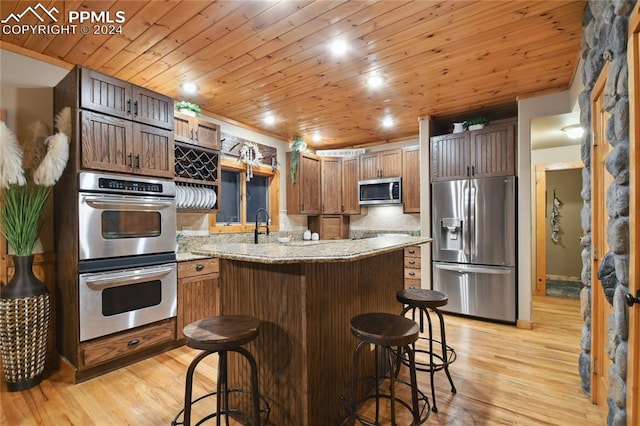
<box><xmin>174</xmin><ymin>141</ymin><xmax>220</xmax><ymax>212</ymax></box>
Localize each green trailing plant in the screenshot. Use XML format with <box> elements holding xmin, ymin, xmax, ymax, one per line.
<box><xmin>290</xmin><ymin>136</ymin><xmax>306</xmax><ymax>184</ymax></box>
<box><xmin>175</xmin><ymin>101</ymin><xmax>201</xmax><ymax>116</ymax></box>
<box><xmin>0</xmin><ymin>108</ymin><xmax>71</xmax><ymax>256</ymax></box>
<box><xmin>463</xmin><ymin>116</ymin><xmax>489</xmax><ymax>130</ymax></box>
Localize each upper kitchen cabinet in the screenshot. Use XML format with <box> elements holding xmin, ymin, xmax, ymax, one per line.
<box><xmin>341</xmin><ymin>156</ymin><xmax>361</xmax><ymax>215</ymax></box>
<box><xmin>286</xmin><ymin>151</ymin><xmax>321</xmax><ymax>215</ymax></box>
<box><xmin>55</xmin><ymin>66</ymin><xmax>174</xmax><ymax>179</ymax></box>
<box><xmin>174</xmin><ymin>112</ymin><xmax>220</xmax><ymax>150</ymax></box>
<box><xmin>79</xmin><ymin>67</ymin><xmax>173</xmax><ymax>130</ymax></box>
<box><xmin>430</xmin><ymin>122</ymin><xmax>515</xmax><ymax>182</ymax></box>
<box><xmin>402</xmin><ymin>146</ymin><xmax>420</xmax><ymax>213</ymax></box>
<box><xmin>80</xmin><ymin>111</ymin><xmax>174</xmax><ymax>178</ymax></box>
<box><xmin>320</xmin><ymin>157</ymin><xmax>342</xmax><ymax>214</ymax></box>
<box><xmin>360</xmin><ymin>148</ymin><xmax>402</xmax><ymax>180</ymax></box>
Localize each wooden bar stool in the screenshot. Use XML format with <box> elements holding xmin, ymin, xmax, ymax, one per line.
<box><xmin>396</xmin><ymin>288</ymin><xmax>457</xmax><ymax>413</ymax></box>
<box><xmin>343</xmin><ymin>312</ymin><xmax>430</xmax><ymax>425</ymax></box>
<box><xmin>172</xmin><ymin>315</ymin><xmax>269</xmax><ymax>426</ymax></box>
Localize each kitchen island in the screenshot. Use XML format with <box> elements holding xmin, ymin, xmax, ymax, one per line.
<box><xmin>192</xmin><ymin>235</ymin><xmax>430</xmax><ymax>425</ymax></box>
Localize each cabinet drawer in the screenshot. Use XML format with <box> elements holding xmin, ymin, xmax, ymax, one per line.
<box><xmin>404</xmin><ymin>256</ymin><xmax>421</xmax><ymax>269</ymax></box>
<box><xmin>404</xmin><ymin>278</ymin><xmax>421</xmax><ymax>289</ymax></box>
<box><xmin>178</xmin><ymin>258</ymin><xmax>219</xmax><ymax>278</ymax></box>
<box><xmin>404</xmin><ymin>246</ymin><xmax>421</xmax><ymax>257</ymax></box>
<box><xmin>404</xmin><ymin>268</ymin><xmax>421</xmax><ymax>280</ymax></box>
<box><xmin>81</xmin><ymin>319</ymin><xmax>175</xmax><ymax>368</ymax></box>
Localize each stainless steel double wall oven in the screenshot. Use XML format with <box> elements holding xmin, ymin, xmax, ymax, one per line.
<box><xmin>76</xmin><ymin>171</ymin><xmax>177</xmax><ymax>341</ymax></box>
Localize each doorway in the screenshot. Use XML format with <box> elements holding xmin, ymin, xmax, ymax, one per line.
<box><xmin>534</xmin><ymin>162</ymin><xmax>583</xmax><ymax>297</ymax></box>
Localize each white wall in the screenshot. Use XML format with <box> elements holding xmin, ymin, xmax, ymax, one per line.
<box><xmin>517</xmin><ymin>91</ymin><xmax>575</xmax><ymax>323</ymax></box>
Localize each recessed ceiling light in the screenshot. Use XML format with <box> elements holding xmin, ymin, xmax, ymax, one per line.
<box><xmin>264</xmin><ymin>113</ymin><xmax>276</xmax><ymax>125</ymax></box>
<box><xmin>312</xmin><ymin>133</ymin><xmax>321</xmax><ymax>142</ymax></box>
<box><xmin>367</xmin><ymin>75</ymin><xmax>386</xmax><ymax>88</ymax></box>
<box><xmin>562</xmin><ymin>124</ymin><xmax>584</xmax><ymax>139</ymax></box>
<box><xmin>329</xmin><ymin>39</ymin><xmax>349</xmax><ymax>55</ymax></box>
<box><xmin>181</xmin><ymin>82</ymin><xmax>198</xmax><ymax>94</ymax></box>
<box><xmin>382</xmin><ymin>116</ymin><xmax>394</xmax><ymax>128</ymax></box>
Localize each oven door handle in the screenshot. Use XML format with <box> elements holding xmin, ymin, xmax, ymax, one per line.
<box><xmin>85</xmin><ymin>266</ymin><xmax>175</xmax><ymax>289</ymax></box>
<box><xmin>84</xmin><ymin>196</ymin><xmax>175</xmax><ymax>211</ymax></box>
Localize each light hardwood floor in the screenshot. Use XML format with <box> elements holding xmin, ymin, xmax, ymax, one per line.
<box><xmin>1</xmin><ymin>296</ymin><xmax>604</xmax><ymax>425</ymax></box>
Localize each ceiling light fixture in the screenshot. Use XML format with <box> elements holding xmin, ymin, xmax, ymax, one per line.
<box><xmin>562</xmin><ymin>124</ymin><xmax>584</xmax><ymax>139</ymax></box>
<box><xmin>367</xmin><ymin>75</ymin><xmax>386</xmax><ymax>88</ymax></box>
<box><xmin>181</xmin><ymin>82</ymin><xmax>198</xmax><ymax>94</ymax></box>
<box><xmin>312</xmin><ymin>133</ymin><xmax>321</xmax><ymax>142</ymax></box>
<box><xmin>382</xmin><ymin>116</ymin><xmax>394</xmax><ymax>128</ymax></box>
<box><xmin>264</xmin><ymin>113</ymin><xmax>276</xmax><ymax>125</ymax></box>
<box><xmin>329</xmin><ymin>39</ymin><xmax>349</xmax><ymax>55</ymax></box>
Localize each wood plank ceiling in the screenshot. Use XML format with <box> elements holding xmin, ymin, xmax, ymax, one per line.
<box><xmin>0</xmin><ymin>1</ymin><xmax>586</xmax><ymax>149</ymax></box>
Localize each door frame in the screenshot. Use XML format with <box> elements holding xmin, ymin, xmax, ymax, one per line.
<box><xmin>626</xmin><ymin>3</ymin><xmax>639</xmax><ymax>424</ymax></box>
<box><xmin>534</xmin><ymin>161</ymin><xmax>583</xmax><ymax>296</ymax></box>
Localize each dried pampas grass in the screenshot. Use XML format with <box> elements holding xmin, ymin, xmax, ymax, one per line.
<box><xmin>21</xmin><ymin>121</ymin><xmax>48</xmax><ymax>172</ymax></box>
<box><xmin>32</xmin><ymin>132</ymin><xmax>69</xmax><ymax>187</ymax></box>
<box><xmin>55</xmin><ymin>107</ymin><xmax>71</xmax><ymax>138</ymax></box>
<box><xmin>0</xmin><ymin>121</ymin><xmax>26</xmax><ymax>188</ymax></box>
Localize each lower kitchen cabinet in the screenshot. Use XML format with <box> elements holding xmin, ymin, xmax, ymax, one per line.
<box><xmin>177</xmin><ymin>258</ymin><xmax>220</xmax><ymax>340</ymax></box>
<box><xmin>404</xmin><ymin>245</ymin><xmax>421</xmax><ymax>288</ymax></box>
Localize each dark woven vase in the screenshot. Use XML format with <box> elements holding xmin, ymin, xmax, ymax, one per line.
<box><xmin>0</xmin><ymin>255</ymin><xmax>50</xmax><ymax>391</ymax></box>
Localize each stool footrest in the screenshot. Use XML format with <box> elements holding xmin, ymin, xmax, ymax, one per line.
<box><xmin>172</xmin><ymin>388</ymin><xmax>271</xmax><ymax>426</ymax></box>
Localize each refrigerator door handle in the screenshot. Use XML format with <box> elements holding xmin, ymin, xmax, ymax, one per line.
<box><xmin>435</xmin><ymin>263</ymin><xmax>512</xmax><ymax>275</ymax></box>
<box><xmin>469</xmin><ymin>183</ymin><xmax>476</xmax><ymax>258</ymax></box>
<box><xmin>463</xmin><ymin>183</ymin><xmax>471</xmax><ymax>257</ymax></box>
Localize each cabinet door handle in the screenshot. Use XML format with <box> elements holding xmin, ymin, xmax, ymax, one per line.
<box><xmin>135</xmin><ymin>154</ymin><xmax>140</xmax><ymax>169</ymax></box>
<box><xmin>128</xmin><ymin>153</ymin><xmax>133</xmax><ymax>167</ymax></box>
<box><xmin>471</xmin><ymin>165</ymin><xmax>475</xmax><ymax>176</ymax></box>
<box><xmin>466</xmin><ymin>166</ymin><xmax>470</xmax><ymax>176</ymax></box>
<box><xmin>190</xmin><ymin>129</ymin><xmax>194</xmax><ymax>140</ymax></box>
<box><xmin>301</xmin><ymin>204</ymin><xmax>304</xmax><ymax>212</ymax></box>
<box><xmin>196</xmin><ymin>264</ymin><xmax>205</xmax><ymax>271</ymax></box>
<box><xmin>194</xmin><ymin>131</ymin><xmax>199</xmax><ymax>142</ymax></box>
<box><xmin>127</xmin><ymin>99</ymin><xmax>131</xmax><ymax>115</ymax></box>
<box><xmin>133</xmin><ymin>101</ymin><xmax>138</xmax><ymax>116</ymax></box>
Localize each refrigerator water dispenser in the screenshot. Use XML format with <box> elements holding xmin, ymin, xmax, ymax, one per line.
<box><xmin>441</xmin><ymin>218</ymin><xmax>463</xmax><ymax>250</ymax></box>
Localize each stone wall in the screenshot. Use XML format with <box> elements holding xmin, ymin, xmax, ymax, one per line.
<box><xmin>578</xmin><ymin>1</ymin><xmax>636</xmax><ymax>425</ymax></box>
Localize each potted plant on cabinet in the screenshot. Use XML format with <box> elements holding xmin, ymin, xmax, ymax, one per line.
<box><xmin>463</xmin><ymin>116</ymin><xmax>489</xmax><ymax>131</ymax></box>
<box><xmin>0</xmin><ymin>108</ymin><xmax>71</xmax><ymax>391</ymax></box>
<box><xmin>175</xmin><ymin>101</ymin><xmax>201</xmax><ymax>117</ymax></box>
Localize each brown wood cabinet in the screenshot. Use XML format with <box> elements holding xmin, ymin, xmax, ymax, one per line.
<box><xmin>430</xmin><ymin>122</ymin><xmax>516</xmax><ymax>182</ymax></box>
<box><xmin>286</xmin><ymin>151</ymin><xmax>321</xmax><ymax>214</ymax></box>
<box><xmin>80</xmin><ymin>67</ymin><xmax>173</xmax><ymax>131</ymax></box>
<box><xmin>308</xmin><ymin>215</ymin><xmax>349</xmax><ymax>240</ymax></box>
<box><xmin>80</xmin><ymin>110</ymin><xmax>174</xmax><ymax>178</ymax></box>
<box><xmin>360</xmin><ymin>148</ymin><xmax>402</xmax><ymax>180</ymax></box>
<box><xmin>402</xmin><ymin>146</ymin><xmax>420</xmax><ymax>213</ymax></box>
<box><xmin>57</xmin><ymin>66</ymin><xmax>175</xmax><ymax>179</ymax></box>
<box><xmin>341</xmin><ymin>156</ymin><xmax>361</xmax><ymax>215</ymax></box>
<box><xmin>174</xmin><ymin>112</ymin><xmax>220</xmax><ymax>150</ymax></box>
<box><xmin>404</xmin><ymin>245</ymin><xmax>421</xmax><ymax>288</ymax></box>
<box><xmin>177</xmin><ymin>259</ymin><xmax>220</xmax><ymax>340</ymax></box>
<box><xmin>320</xmin><ymin>157</ymin><xmax>342</xmax><ymax>214</ymax></box>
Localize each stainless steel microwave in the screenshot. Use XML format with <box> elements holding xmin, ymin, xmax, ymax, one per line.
<box><xmin>358</xmin><ymin>177</ymin><xmax>402</xmax><ymax>205</ymax></box>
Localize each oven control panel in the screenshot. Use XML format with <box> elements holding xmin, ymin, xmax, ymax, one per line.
<box><xmin>78</xmin><ymin>171</ymin><xmax>176</xmax><ymax>197</ymax></box>
<box><xmin>99</xmin><ymin>177</ymin><xmax>163</xmax><ymax>193</ymax></box>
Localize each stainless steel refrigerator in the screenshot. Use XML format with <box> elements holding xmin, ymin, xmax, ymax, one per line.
<box><xmin>431</xmin><ymin>176</ymin><xmax>516</xmax><ymax>323</ymax></box>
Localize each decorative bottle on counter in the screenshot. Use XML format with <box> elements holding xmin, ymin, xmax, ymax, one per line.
<box><xmin>303</xmin><ymin>230</ymin><xmax>311</xmax><ymax>240</ymax></box>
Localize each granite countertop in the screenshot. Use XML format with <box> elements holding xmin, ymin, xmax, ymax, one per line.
<box><xmin>191</xmin><ymin>235</ymin><xmax>431</xmax><ymax>264</ymax></box>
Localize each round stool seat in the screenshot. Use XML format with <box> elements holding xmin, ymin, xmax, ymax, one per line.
<box><xmin>397</xmin><ymin>288</ymin><xmax>448</xmax><ymax>309</ymax></box>
<box><xmin>184</xmin><ymin>315</ymin><xmax>260</xmax><ymax>352</ymax></box>
<box><xmin>350</xmin><ymin>312</ymin><xmax>419</xmax><ymax>347</ymax></box>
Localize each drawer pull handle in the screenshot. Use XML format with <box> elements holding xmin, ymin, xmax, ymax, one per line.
<box><xmin>408</xmin><ymin>272</ymin><xmax>416</xmax><ymax>276</ymax></box>
<box><xmin>196</xmin><ymin>264</ymin><xmax>205</xmax><ymax>271</ymax></box>
<box><xmin>409</xmin><ymin>260</ymin><xmax>416</xmax><ymax>265</ymax></box>
<box><xmin>128</xmin><ymin>339</ymin><xmax>140</xmax><ymax>347</ymax></box>
<box><xmin>408</xmin><ymin>249</ymin><xmax>415</xmax><ymax>254</ymax></box>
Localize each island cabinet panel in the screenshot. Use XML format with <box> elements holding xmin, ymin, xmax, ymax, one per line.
<box><xmin>219</xmin><ymin>250</ymin><xmax>404</xmax><ymax>425</ymax></box>
<box><xmin>320</xmin><ymin>157</ymin><xmax>342</xmax><ymax>214</ymax></box>
<box><xmin>341</xmin><ymin>156</ymin><xmax>361</xmax><ymax>214</ymax></box>
<box><xmin>286</xmin><ymin>152</ymin><xmax>321</xmax><ymax>214</ymax></box>
<box><xmin>177</xmin><ymin>259</ymin><xmax>220</xmax><ymax>340</ymax></box>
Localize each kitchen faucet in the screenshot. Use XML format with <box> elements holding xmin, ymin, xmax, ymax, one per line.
<box><xmin>254</xmin><ymin>208</ymin><xmax>270</xmax><ymax>244</ymax></box>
